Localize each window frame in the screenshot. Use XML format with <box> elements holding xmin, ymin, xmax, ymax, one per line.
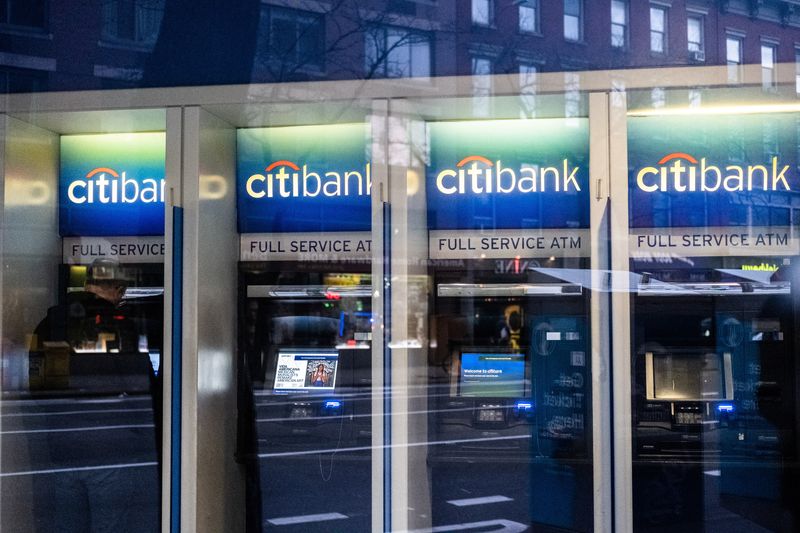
<box><xmin>365</xmin><ymin>24</ymin><xmax>433</xmax><ymax>79</ymax></box>
<box><xmin>518</xmin><ymin>0</ymin><xmax>540</xmax><ymax>35</ymax></box>
<box><xmin>263</xmin><ymin>5</ymin><xmax>326</xmax><ymax>72</ymax></box>
<box><xmin>564</xmin><ymin>0</ymin><xmax>583</xmax><ymax>43</ymax></box>
<box><xmin>471</xmin><ymin>0</ymin><xmax>493</xmax><ymax>27</ymax></box>
<box><xmin>649</xmin><ymin>5</ymin><xmax>668</xmax><ymax>55</ymax></box>
<box><xmin>611</xmin><ymin>0</ymin><xmax>628</xmax><ymax>49</ymax></box>
<box><xmin>687</xmin><ymin>14</ymin><xmax>704</xmax><ymax>56</ymax></box>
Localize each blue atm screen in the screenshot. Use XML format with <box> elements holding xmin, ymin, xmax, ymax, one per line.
<box><xmin>459</xmin><ymin>353</ymin><xmax>526</xmax><ymax>397</ymax></box>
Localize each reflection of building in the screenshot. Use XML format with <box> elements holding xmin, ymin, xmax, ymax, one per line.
<box><xmin>1</xmin><ymin>0</ymin><xmax>800</xmax><ymax>91</ymax></box>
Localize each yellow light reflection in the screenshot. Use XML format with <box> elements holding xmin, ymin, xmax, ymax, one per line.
<box><xmin>628</xmin><ymin>102</ymin><xmax>800</xmax><ymax>117</ymax></box>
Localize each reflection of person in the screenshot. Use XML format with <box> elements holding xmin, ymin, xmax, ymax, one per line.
<box><xmin>33</xmin><ymin>259</ymin><xmax>137</xmax><ymax>353</ymax></box>
<box><xmin>309</xmin><ymin>363</ymin><xmax>329</xmax><ymax>387</ymax></box>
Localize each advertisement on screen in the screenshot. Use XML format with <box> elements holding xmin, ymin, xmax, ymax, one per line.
<box><xmin>273</xmin><ymin>351</ymin><xmax>339</xmax><ymax>393</ymax></box>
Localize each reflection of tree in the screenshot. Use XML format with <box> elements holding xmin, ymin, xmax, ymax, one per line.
<box><xmin>251</xmin><ymin>0</ymin><xmax>452</xmax><ymax>83</ymax></box>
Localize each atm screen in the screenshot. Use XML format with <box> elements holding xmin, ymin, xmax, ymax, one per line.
<box><xmin>649</xmin><ymin>352</ymin><xmax>725</xmax><ymax>400</ymax></box>
<box><xmin>458</xmin><ymin>352</ymin><xmax>526</xmax><ymax>398</ymax></box>
<box><xmin>273</xmin><ymin>349</ymin><xmax>339</xmax><ymax>393</ymax></box>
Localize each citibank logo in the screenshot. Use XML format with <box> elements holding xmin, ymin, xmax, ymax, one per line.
<box><xmin>67</xmin><ymin>167</ymin><xmax>165</xmax><ymax>204</ymax></box>
<box><xmin>246</xmin><ymin>160</ymin><xmax>371</xmax><ymax>199</ymax></box>
<box><xmin>636</xmin><ymin>152</ymin><xmax>791</xmax><ymax>193</ymax></box>
<box><xmin>435</xmin><ymin>155</ymin><xmax>581</xmax><ymax>195</ymax></box>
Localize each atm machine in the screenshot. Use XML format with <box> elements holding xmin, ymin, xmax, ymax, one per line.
<box><xmin>428</xmin><ymin>258</ymin><xmax>593</xmax><ymax>531</ymax></box>
<box><xmin>631</xmin><ymin>260</ymin><xmax>799</xmax><ymax>530</ymax></box>
<box><xmin>233</xmin><ymin>123</ymin><xmax>374</xmax><ymax>532</ymax></box>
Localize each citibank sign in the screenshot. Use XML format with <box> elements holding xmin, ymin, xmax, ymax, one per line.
<box><xmin>636</xmin><ymin>152</ymin><xmax>791</xmax><ymax>193</ymax></box>
<box><xmin>435</xmin><ymin>155</ymin><xmax>581</xmax><ymax>195</ymax></box>
<box><xmin>245</xmin><ymin>160</ymin><xmax>372</xmax><ymax>199</ymax></box>
<box><xmin>67</xmin><ymin>167</ymin><xmax>165</xmax><ymax>205</ymax></box>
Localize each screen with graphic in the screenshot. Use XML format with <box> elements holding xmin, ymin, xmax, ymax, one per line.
<box><xmin>458</xmin><ymin>352</ymin><xmax>526</xmax><ymax>397</ymax></box>
<box><xmin>273</xmin><ymin>350</ymin><xmax>339</xmax><ymax>392</ymax></box>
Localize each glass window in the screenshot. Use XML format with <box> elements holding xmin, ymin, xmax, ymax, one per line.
<box><xmin>627</xmin><ymin>89</ymin><xmax>800</xmax><ymax>533</ymax></box>
<box><xmin>687</xmin><ymin>15</ymin><xmax>704</xmax><ymax>54</ymax></box>
<box><xmin>611</xmin><ymin>0</ymin><xmax>627</xmax><ymax>48</ymax></box>
<box><xmin>472</xmin><ymin>56</ymin><xmax>492</xmax><ymax>115</ymax></box>
<box><xmin>0</xmin><ymin>0</ymin><xmax>45</xmax><ymax>28</ymax></box>
<box><xmin>650</xmin><ymin>6</ymin><xmax>667</xmax><ymax>53</ymax></box>
<box><xmin>366</xmin><ymin>26</ymin><xmax>431</xmax><ymax>79</ymax></box>
<box><xmin>564</xmin><ymin>0</ymin><xmax>582</xmax><ymax>42</ymax></box>
<box><xmin>260</xmin><ymin>6</ymin><xmax>325</xmax><ymax>71</ymax></box>
<box><xmin>727</xmin><ymin>35</ymin><xmax>743</xmax><ymax>82</ymax></box>
<box><xmin>519</xmin><ymin>0</ymin><xmax>539</xmax><ymax>34</ymax></box>
<box><xmin>101</xmin><ymin>0</ymin><xmax>164</xmax><ymax>46</ymax></box>
<box><xmin>519</xmin><ymin>63</ymin><xmax>537</xmax><ymax>115</ymax></box>
<box><xmin>761</xmin><ymin>43</ymin><xmax>776</xmax><ymax>89</ymax></box>
<box><xmin>472</xmin><ymin>0</ymin><xmax>492</xmax><ymax>26</ymax></box>
<box><xmin>795</xmin><ymin>48</ymin><xmax>800</xmax><ymax>93</ymax></box>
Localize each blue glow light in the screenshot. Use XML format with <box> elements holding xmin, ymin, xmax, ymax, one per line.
<box><xmin>515</xmin><ymin>400</ymin><xmax>533</xmax><ymax>411</ymax></box>
<box><xmin>324</xmin><ymin>400</ymin><xmax>342</xmax><ymax>409</ymax></box>
<box><xmin>717</xmin><ymin>404</ymin><xmax>735</xmax><ymax>412</ymax></box>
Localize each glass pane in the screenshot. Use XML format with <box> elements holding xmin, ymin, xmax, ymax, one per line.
<box><xmin>727</xmin><ymin>38</ymin><xmax>741</xmax><ymax>63</ymax></box>
<box><xmin>519</xmin><ymin>5</ymin><xmax>537</xmax><ymax>33</ymax></box>
<box><xmin>419</xmin><ymin>95</ymin><xmax>593</xmax><ymax>532</ymax></box>
<box><xmin>612</xmin><ymin>24</ymin><xmax>625</xmax><ymax>48</ymax></box>
<box><xmin>651</xmin><ymin>32</ymin><xmax>664</xmax><ymax>53</ymax></box>
<box><xmin>650</xmin><ymin>7</ymin><xmax>664</xmax><ymax>32</ymax></box>
<box><xmin>472</xmin><ymin>0</ymin><xmax>491</xmax><ymax>25</ymax></box>
<box><xmin>761</xmin><ymin>45</ymin><xmax>775</xmax><ymax>68</ymax></box>
<box><xmin>688</xmin><ymin>17</ymin><xmax>701</xmax><ymax>49</ymax></box>
<box><xmin>627</xmin><ymin>90</ymin><xmax>800</xmax><ymax>531</ymax></box>
<box><xmin>1</xmin><ymin>113</ymin><xmax>166</xmax><ymax>531</ymax></box>
<box><xmin>236</xmin><ymin>118</ymin><xmax>375</xmax><ymax>531</ymax></box>
<box><xmin>611</xmin><ymin>1</ymin><xmax>626</xmax><ymax>24</ymax></box>
<box><xmin>564</xmin><ymin>0</ymin><xmax>580</xmax><ymax>17</ymax></box>
<box><xmin>565</xmin><ymin>15</ymin><xmax>580</xmax><ymax>41</ymax></box>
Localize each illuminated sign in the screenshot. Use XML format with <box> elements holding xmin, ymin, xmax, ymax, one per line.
<box><xmin>636</xmin><ymin>152</ymin><xmax>790</xmax><ymax>193</ymax></box>
<box><xmin>435</xmin><ymin>155</ymin><xmax>580</xmax><ymax>195</ymax></box>
<box><xmin>245</xmin><ymin>160</ymin><xmax>371</xmax><ymax>199</ymax></box>
<box><xmin>628</xmin><ymin>113</ymin><xmax>800</xmax><ymax>257</ymax></box>
<box><xmin>237</xmin><ymin>124</ymin><xmax>371</xmax><ymax>233</ymax></box>
<box><xmin>427</xmin><ymin>119</ymin><xmax>589</xmax><ymax>232</ymax></box>
<box><xmin>59</xmin><ymin>133</ymin><xmax>166</xmax><ymax>237</ymax></box>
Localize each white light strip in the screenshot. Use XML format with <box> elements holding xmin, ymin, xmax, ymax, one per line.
<box><xmin>628</xmin><ymin>103</ymin><xmax>800</xmax><ymax>117</ymax></box>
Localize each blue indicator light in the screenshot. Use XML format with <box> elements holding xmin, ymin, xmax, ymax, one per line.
<box><xmin>717</xmin><ymin>404</ymin><xmax>735</xmax><ymax>412</ymax></box>
<box><xmin>514</xmin><ymin>400</ymin><xmax>534</xmax><ymax>415</ymax></box>
<box><xmin>324</xmin><ymin>400</ymin><xmax>342</xmax><ymax>409</ymax></box>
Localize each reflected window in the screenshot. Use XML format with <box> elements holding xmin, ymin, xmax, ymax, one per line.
<box><xmin>519</xmin><ymin>63</ymin><xmax>537</xmax><ymax>116</ymax></box>
<box><xmin>519</xmin><ymin>0</ymin><xmax>539</xmax><ymax>34</ymax></box>
<box><xmin>650</xmin><ymin>6</ymin><xmax>667</xmax><ymax>54</ymax></box>
<box><xmin>795</xmin><ymin>47</ymin><xmax>800</xmax><ymax>93</ymax></box>
<box><xmin>101</xmin><ymin>0</ymin><xmax>164</xmax><ymax>46</ymax></box>
<box><xmin>261</xmin><ymin>6</ymin><xmax>325</xmax><ymax>71</ymax></box>
<box><xmin>564</xmin><ymin>0</ymin><xmax>582</xmax><ymax>42</ymax></box>
<box><xmin>611</xmin><ymin>0</ymin><xmax>627</xmax><ymax>48</ymax></box>
<box><xmin>687</xmin><ymin>15</ymin><xmax>704</xmax><ymax>59</ymax></box>
<box><xmin>472</xmin><ymin>0</ymin><xmax>492</xmax><ymax>26</ymax></box>
<box><xmin>726</xmin><ymin>35</ymin><xmax>743</xmax><ymax>82</ymax></box>
<box><xmin>0</xmin><ymin>0</ymin><xmax>45</xmax><ymax>28</ymax></box>
<box><xmin>761</xmin><ymin>42</ymin><xmax>776</xmax><ymax>90</ymax></box>
<box><xmin>366</xmin><ymin>26</ymin><xmax>431</xmax><ymax>78</ymax></box>
<box><xmin>472</xmin><ymin>56</ymin><xmax>492</xmax><ymax>115</ymax></box>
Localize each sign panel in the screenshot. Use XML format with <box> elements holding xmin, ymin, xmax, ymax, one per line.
<box><xmin>59</xmin><ymin>133</ymin><xmax>166</xmax><ymax>237</ymax></box>
<box><xmin>63</xmin><ymin>236</ymin><xmax>165</xmax><ymax>264</ymax></box>
<box><xmin>240</xmin><ymin>232</ymin><xmax>372</xmax><ymax>262</ymax></box>
<box><xmin>429</xmin><ymin>229</ymin><xmax>590</xmax><ymax>259</ymax></box>
<box><xmin>426</xmin><ymin>119</ymin><xmax>590</xmax><ymax>259</ymax></box>
<box><xmin>237</xmin><ymin>124</ymin><xmax>372</xmax><ymax>235</ymax></box>
<box><xmin>630</xmin><ymin>226</ymin><xmax>800</xmax><ymax>258</ymax></box>
<box><xmin>628</xmin><ymin>114</ymin><xmax>799</xmax><ymax>226</ymax></box>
